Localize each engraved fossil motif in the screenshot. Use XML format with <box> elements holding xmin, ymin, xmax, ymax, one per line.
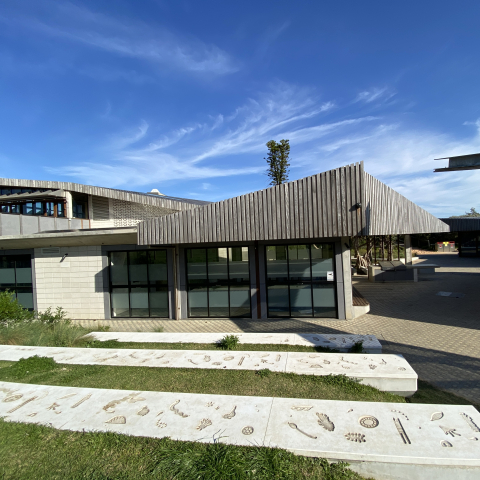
<box><xmin>27</xmin><ymin>412</ymin><xmax>37</xmax><ymax>417</ymax></box>
<box><xmin>260</xmin><ymin>354</ymin><xmax>270</xmax><ymax>358</ymax></box>
<box><xmin>156</xmin><ymin>411</ymin><xmax>164</xmax><ymax>416</ymax></box>
<box><xmin>310</xmin><ymin>364</ymin><xmax>323</xmax><ymax>369</ymax></box>
<box><xmin>99</xmin><ymin>355</ymin><xmax>118</xmax><ymax>362</ymax></box>
<box><xmin>196</xmin><ymin>418</ymin><xmax>212</xmax><ymax>431</ymax></box>
<box><xmin>439</xmin><ymin>426</ymin><xmax>460</xmax><ymax>437</ymax></box>
<box><xmin>170</xmin><ymin>400</ymin><xmax>189</xmax><ymax>418</ymax></box>
<box><xmin>103</xmin><ymin>393</ymin><xmax>145</xmax><ymax>412</ymax></box>
<box><xmin>369</xmin><ymin>365</ymin><xmax>377</xmax><ymax>370</ymax></box>
<box><xmin>47</xmin><ymin>402</ymin><xmax>60</xmax><ymax>411</ymax></box>
<box><xmin>340</xmin><ymin>356</ymin><xmax>357</xmax><ymax>365</ymax></box>
<box><xmin>329</xmin><ymin>337</ymin><xmax>336</xmax><ymax>340</ymax></box>
<box><xmin>224</xmin><ymin>356</ymin><xmax>234</xmax><ymax>361</ymax></box>
<box><xmin>460</xmin><ymin>413</ymin><xmax>480</xmax><ymax>432</ymax></box>
<box><xmin>288</xmin><ymin>422</ymin><xmax>317</xmax><ymax>439</ymax></box>
<box><xmin>238</xmin><ymin>356</ymin><xmax>245</xmax><ymax>366</ymax></box>
<box><xmin>223</xmin><ymin>406</ymin><xmax>237</xmax><ymax>419</ymax></box>
<box><xmin>161</xmin><ymin>361</ymin><xmax>169</xmax><ymax>364</ymax></box>
<box><xmin>359</xmin><ymin>416</ymin><xmax>379</xmax><ymax>429</ymax></box>
<box><xmin>391</xmin><ymin>409</ymin><xmax>409</xmax><ymax>420</ymax></box>
<box><xmin>347</xmin><ymin>409</ymin><xmax>353</xmax><ymax>413</ymax></box>
<box><xmin>137</xmin><ymin>406</ymin><xmax>150</xmax><ymax>416</ymax></box>
<box><xmin>156</xmin><ymin>354</ymin><xmax>166</xmax><ymax>360</ymax></box>
<box><xmin>398</xmin><ymin>367</ymin><xmax>406</xmax><ymax>371</ymax></box>
<box><xmin>380</xmin><ymin>359</ymin><xmax>387</xmax><ymax>365</ymax></box>
<box><xmin>344</xmin><ymin>433</ymin><xmax>366</xmax><ymax>443</ymax></box>
<box><xmin>341</xmin><ymin>365</ymin><xmax>350</xmax><ymax>369</ymax></box>
<box><xmin>156</xmin><ymin>421</ymin><xmax>167</xmax><ymax>428</ymax></box>
<box><xmin>312</xmin><ymin>337</ymin><xmax>320</xmax><ymax>341</ymax></box>
<box><xmin>393</xmin><ymin>418</ymin><xmax>411</xmax><ymax>444</ymax></box>
<box><xmin>212</xmin><ymin>362</ymin><xmax>222</xmax><ymax>366</ymax></box>
<box><xmin>3</xmin><ymin>394</ymin><xmax>23</xmax><ymax>402</ymax></box>
<box><xmin>441</xmin><ymin>440</ymin><xmax>453</xmax><ymax>447</ymax></box>
<box><xmin>205</xmin><ymin>402</ymin><xmax>214</xmax><ymax>407</ymax></box>
<box><xmin>215</xmin><ymin>406</ymin><xmax>220</xmax><ymax>410</ymax></box>
<box><xmin>242</xmin><ymin>426</ymin><xmax>254</xmax><ymax>435</ymax></box>
<box><xmin>7</xmin><ymin>396</ymin><xmax>37</xmax><ymax>413</ymax></box>
<box><xmin>291</xmin><ymin>405</ymin><xmax>313</xmax><ymax>411</ymax></box>
<box><xmin>204</xmin><ymin>356</ymin><xmax>211</xmax><ymax>362</ymax></box>
<box><xmin>188</xmin><ymin>359</ymin><xmax>199</xmax><ymax>365</ymax></box>
<box><xmin>276</xmin><ymin>355</ymin><xmax>281</xmax><ymax>362</ymax></box>
<box><xmin>129</xmin><ymin>353</ymin><xmax>138</xmax><ymax>359</ymax></box>
<box><xmin>431</xmin><ymin>412</ymin><xmax>443</xmax><ymax>421</ymax></box>
<box><xmin>106</xmin><ymin>416</ymin><xmax>126</xmax><ymax>424</ymax></box>
<box><xmin>469</xmin><ymin>437</ymin><xmax>478</xmax><ymax>441</ymax></box>
<box><xmin>316</xmin><ymin>413</ymin><xmax>334</xmax><ymax>431</ymax></box>
<box><xmin>342</xmin><ymin>338</ymin><xmax>346</xmax><ymax>343</ymax></box>
<box><xmin>323</xmin><ymin>360</ymin><xmax>331</xmax><ymax>365</ymax></box>
<box><xmin>59</xmin><ymin>393</ymin><xmax>77</xmax><ymax>400</ymax></box>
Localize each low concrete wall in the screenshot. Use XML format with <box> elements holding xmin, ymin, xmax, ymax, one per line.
<box><xmin>0</xmin><ymin>214</ymin><xmax>85</xmax><ymax>235</ymax></box>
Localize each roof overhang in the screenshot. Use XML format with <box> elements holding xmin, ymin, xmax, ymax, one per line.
<box><xmin>0</xmin><ymin>227</ymin><xmax>137</xmax><ymax>249</ymax></box>
<box><xmin>434</xmin><ymin>153</ymin><xmax>480</xmax><ymax>172</ymax></box>
<box><xmin>0</xmin><ymin>189</ymin><xmax>66</xmax><ymax>203</ymax></box>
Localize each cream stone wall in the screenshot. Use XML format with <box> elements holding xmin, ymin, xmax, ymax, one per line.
<box><xmin>33</xmin><ymin>246</ymin><xmax>106</xmax><ymax>320</ymax></box>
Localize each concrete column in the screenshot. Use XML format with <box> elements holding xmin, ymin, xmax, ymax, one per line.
<box><xmin>65</xmin><ymin>191</ymin><xmax>73</xmax><ymax>219</ymax></box>
<box><xmin>341</xmin><ymin>237</ymin><xmax>354</xmax><ymax>320</ymax></box>
<box><xmin>404</xmin><ymin>234</ymin><xmax>413</xmax><ymax>265</ymax></box>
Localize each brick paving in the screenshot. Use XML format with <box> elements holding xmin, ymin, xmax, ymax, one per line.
<box><xmin>75</xmin><ymin>254</ymin><xmax>480</xmax><ymax>404</ymax></box>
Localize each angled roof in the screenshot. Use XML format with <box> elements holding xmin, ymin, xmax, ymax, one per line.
<box><xmin>440</xmin><ymin>217</ymin><xmax>480</xmax><ymax>231</ymax></box>
<box><xmin>434</xmin><ymin>153</ymin><xmax>480</xmax><ymax>172</ymax></box>
<box><xmin>0</xmin><ymin>178</ymin><xmax>209</xmax><ymax>211</ymax></box>
<box><xmin>138</xmin><ymin>163</ymin><xmax>449</xmax><ymax>246</ymax></box>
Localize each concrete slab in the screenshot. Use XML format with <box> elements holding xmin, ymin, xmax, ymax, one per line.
<box><xmin>0</xmin><ymin>346</ymin><xmax>412</xmax><ymax>395</ymax></box>
<box><xmin>88</xmin><ymin>332</ymin><xmax>383</xmax><ymax>353</ymax></box>
<box><xmin>1</xmin><ymin>382</ymin><xmax>479</xmax><ymax>480</ymax></box>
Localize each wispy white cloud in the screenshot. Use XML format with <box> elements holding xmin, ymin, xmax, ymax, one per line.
<box><xmin>354</xmin><ymin>87</ymin><xmax>396</xmax><ymax>104</ymax></box>
<box><xmin>47</xmin><ymin>80</ymin><xmax>480</xmax><ymax>216</ymax></box>
<box><xmin>0</xmin><ymin>1</ymin><xmax>237</xmax><ymax>75</ymax></box>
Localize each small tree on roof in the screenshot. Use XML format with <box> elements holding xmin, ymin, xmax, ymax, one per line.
<box><xmin>265</xmin><ymin>139</ymin><xmax>290</xmax><ymax>186</ymax></box>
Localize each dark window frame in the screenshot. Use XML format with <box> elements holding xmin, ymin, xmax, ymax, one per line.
<box><xmin>108</xmin><ymin>250</ymin><xmax>169</xmax><ymax>318</ymax></box>
<box><xmin>185</xmin><ymin>246</ymin><xmax>251</xmax><ymax>318</ymax></box>
<box><xmin>0</xmin><ymin>254</ymin><xmax>34</xmax><ymax>310</ymax></box>
<box><xmin>265</xmin><ymin>242</ymin><xmax>338</xmax><ymax>319</ymax></box>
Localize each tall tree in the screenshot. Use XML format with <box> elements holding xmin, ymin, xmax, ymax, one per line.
<box><xmin>265</xmin><ymin>139</ymin><xmax>290</xmax><ymax>186</ymax></box>
<box><xmin>450</xmin><ymin>207</ymin><xmax>480</xmax><ymax>218</ymax></box>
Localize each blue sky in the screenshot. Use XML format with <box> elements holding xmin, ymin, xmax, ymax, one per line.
<box><xmin>0</xmin><ymin>0</ymin><xmax>479</xmax><ymax>217</ymax></box>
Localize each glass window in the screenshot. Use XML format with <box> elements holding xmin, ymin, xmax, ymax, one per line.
<box><xmin>108</xmin><ymin>250</ymin><xmax>169</xmax><ymax>318</ymax></box>
<box><xmin>0</xmin><ymin>255</ymin><xmax>33</xmax><ymax>310</ymax></box>
<box><xmin>110</xmin><ymin>252</ymin><xmax>128</xmax><ymax>285</ymax></box>
<box><xmin>57</xmin><ymin>202</ymin><xmax>65</xmax><ymax>217</ymax></box>
<box><xmin>23</xmin><ymin>203</ymin><xmax>33</xmax><ymax>215</ymax></box>
<box><xmin>129</xmin><ymin>251</ymin><xmax>148</xmax><ymax>285</ymax></box>
<box><xmin>186</xmin><ymin>247</ymin><xmax>251</xmax><ymax>318</ymax></box>
<box><xmin>266</xmin><ymin>243</ymin><xmax>336</xmax><ymax>318</ymax></box>
<box><xmin>72</xmin><ymin>193</ymin><xmax>88</xmax><ymax>219</ymax></box>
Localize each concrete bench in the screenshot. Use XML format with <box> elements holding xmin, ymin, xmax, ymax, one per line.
<box><xmin>369</xmin><ymin>263</ymin><xmax>440</xmax><ymax>282</ymax></box>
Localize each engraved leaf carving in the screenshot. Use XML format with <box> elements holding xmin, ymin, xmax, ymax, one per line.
<box><xmin>316</xmin><ymin>413</ymin><xmax>335</xmax><ymax>431</ymax></box>
<box><xmin>223</xmin><ymin>406</ymin><xmax>236</xmax><ymax>419</ymax></box>
<box><xmin>431</xmin><ymin>412</ymin><xmax>443</xmax><ymax>421</ymax></box>
<box><xmin>137</xmin><ymin>406</ymin><xmax>150</xmax><ymax>416</ymax></box>
<box><xmin>344</xmin><ymin>433</ymin><xmax>366</xmax><ymax>443</ymax></box>
<box><xmin>106</xmin><ymin>416</ymin><xmax>126</xmax><ymax>424</ymax></box>
<box><xmin>196</xmin><ymin>418</ymin><xmax>212</xmax><ymax>431</ymax></box>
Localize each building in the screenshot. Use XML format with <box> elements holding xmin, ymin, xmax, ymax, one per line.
<box><xmin>0</xmin><ymin>163</ymin><xmax>449</xmax><ymax>321</ymax></box>
<box><xmin>439</xmin><ymin>218</ymin><xmax>480</xmax><ymax>257</ymax></box>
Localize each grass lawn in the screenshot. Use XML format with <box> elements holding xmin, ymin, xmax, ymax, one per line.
<box><xmin>0</xmin><ymin>420</ymin><xmax>368</xmax><ymax>480</ymax></box>
<box><xmin>0</xmin><ymin>357</ymin><xmax>403</xmax><ymax>403</ymax></box>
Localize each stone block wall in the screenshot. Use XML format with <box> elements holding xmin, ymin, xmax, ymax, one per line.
<box><xmin>33</xmin><ymin>246</ymin><xmax>106</xmax><ymax>320</ymax></box>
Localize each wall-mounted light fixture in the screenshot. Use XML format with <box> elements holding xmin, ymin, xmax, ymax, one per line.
<box><xmin>354</xmin><ymin>202</ymin><xmax>362</xmax><ymax>209</ymax></box>
<box><xmin>61</xmin><ymin>253</ymin><xmax>69</xmax><ymax>262</ymax></box>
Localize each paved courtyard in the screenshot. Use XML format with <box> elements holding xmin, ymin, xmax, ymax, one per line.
<box><xmin>75</xmin><ymin>253</ymin><xmax>480</xmax><ymax>404</ymax></box>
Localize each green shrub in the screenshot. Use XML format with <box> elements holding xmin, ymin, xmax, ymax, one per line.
<box><xmin>10</xmin><ymin>355</ymin><xmax>58</xmax><ymax>378</ymax></box>
<box><xmin>0</xmin><ymin>290</ymin><xmax>35</xmax><ymax>327</ymax></box>
<box><xmin>256</xmin><ymin>368</ymin><xmax>271</xmax><ymax>378</ymax></box>
<box><xmin>36</xmin><ymin>306</ymin><xmax>69</xmax><ymax>325</ymax></box>
<box><xmin>218</xmin><ymin>334</ymin><xmax>240</xmax><ymax>350</ymax></box>
<box><xmin>349</xmin><ymin>341</ymin><xmax>364</xmax><ymax>353</ymax></box>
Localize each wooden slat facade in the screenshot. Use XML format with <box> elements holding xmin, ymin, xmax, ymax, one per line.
<box><xmin>0</xmin><ymin>178</ymin><xmax>208</xmax><ymax>211</ymax></box>
<box><xmin>138</xmin><ymin>162</ymin><xmax>449</xmax><ymax>245</ymax></box>
<box><xmin>439</xmin><ymin>218</ymin><xmax>480</xmax><ymax>232</ymax></box>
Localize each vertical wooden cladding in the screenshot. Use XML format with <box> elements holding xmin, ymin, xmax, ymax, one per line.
<box><xmin>363</xmin><ymin>173</ymin><xmax>449</xmax><ymax>235</ymax></box>
<box><xmin>137</xmin><ymin>162</ymin><xmax>447</xmax><ymax>246</ymax></box>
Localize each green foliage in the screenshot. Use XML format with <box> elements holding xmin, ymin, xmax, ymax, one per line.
<box><xmin>10</xmin><ymin>355</ymin><xmax>58</xmax><ymax>379</ymax></box>
<box><xmin>36</xmin><ymin>306</ymin><xmax>69</xmax><ymax>325</ymax></box>
<box><xmin>85</xmin><ymin>338</ymin><xmax>122</xmax><ymax>349</ymax></box>
<box><xmin>349</xmin><ymin>341</ymin><xmax>364</xmax><ymax>353</ymax></box>
<box><xmin>450</xmin><ymin>207</ymin><xmax>480</xmax><ymax>218</ymax></box>
<box><xmin>265</xmin><ymin>139</ymin><xmax>291</xmax><ymax>186</ymax></box>
<box><xmin>256</xmin><ymin>368</ymin><xmax>271</xmax><ymax>378</ymax></box>
<box><xmin>218</xmin><ymin>334</ymin><xmax>240</xmax><ymax>350</ymax></box>
<box><xmin>0</xmin><ymin>420</ymin><xmax>367</xmax><ymax>479</ymax></box>
<box><xmin>0</xmin><ymin>290</ymin><xmax>35</xmax><ymax>327</ymax></box>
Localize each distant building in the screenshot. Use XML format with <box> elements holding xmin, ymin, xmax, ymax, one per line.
<box><xmin>0</xmin><ymin>163</ymin><xmax>449</xmax><ymax>320</ymax></box>
<box><xmin>440</xmin><ymin>218</ymin><xmax>480</xmax><ymax>257</ymax></box>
